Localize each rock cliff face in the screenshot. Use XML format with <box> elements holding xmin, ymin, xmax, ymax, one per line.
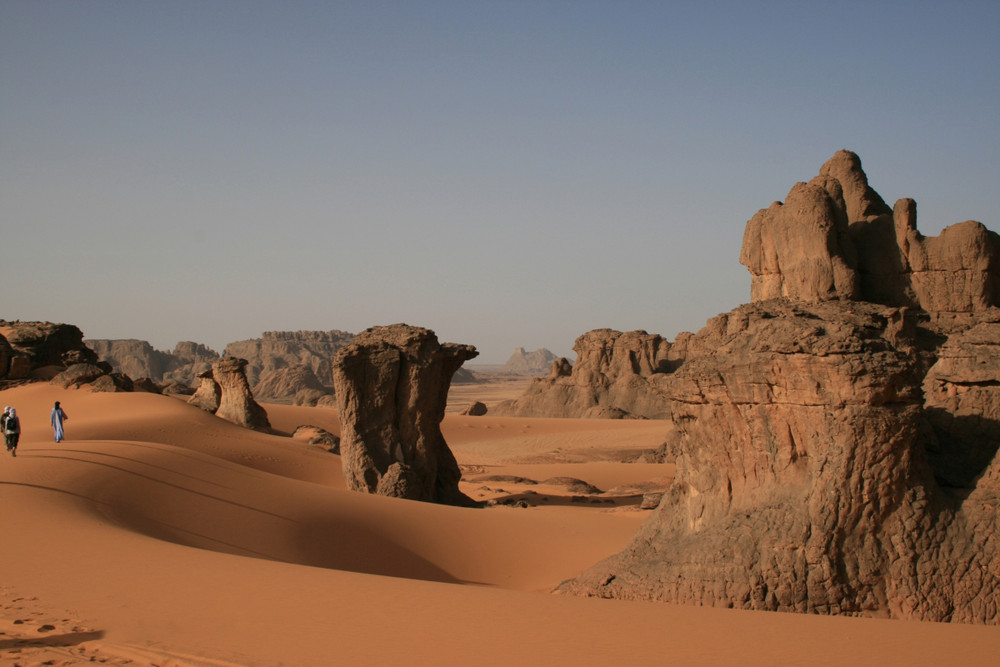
<box><xmin>557</xmin><ymin>151</ymin><xmax>1000</xmax><ymax>624</ymax></box>
<box><xmin>253</xmin><ymin>365</ymin><xmax>329</xmax><ymax>403</ymax></box>
<box><xmin>501</xmin><ymin>347</ymin><xmax>559</xmax><ymax>375</ymax></box>
<box><xmin>333</xmin><ymin>324</ymin><xmax>478</xmax><ymax>505</ymax></box>
<box><xmin>87</xmin><ymin>339</ymin><xmax>219</xmax><ymax>387</ymax></box>
<box><xmin>224</xmin><ymin>330</ymin><xmax>355</xmax><ymax>389</ymax></box>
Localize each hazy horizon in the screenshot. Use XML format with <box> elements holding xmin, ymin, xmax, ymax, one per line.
<box><xmin>2</xmin><ymin>1</ymin><xmax>998</xmax><ymax>363</ymax></box>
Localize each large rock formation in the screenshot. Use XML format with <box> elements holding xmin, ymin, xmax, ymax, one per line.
<box><xmin>740</xmin><ymin>149</ymin><xmax>1000</xmax><ymax>311</ymax></box>
<box><xmin>87</xmin><ymin>339</ymin><xmax>220</xmax><ymax>388</ymax></box>
<box><xmin>501</xmin><ymin>347</ymin><xmax>559</xmax><ymax>375</ymax></box>
<box><xmin>223</xmin><ymin>330</ymin><xmax>355</xmax><ymax>389</ymax></box>
<box><xmin>188</xmin><ymin>357</ymin><xmax>270</xmax><ymax>431</ymax></box>
<box><xmin>558</xmin><ymin>151</ymin><xmax>1000</xmax><ymax>624</ymax></box>
<box><xmin>0</xmin><ymin>320</ymin><xmax>100</xmax><ymax>383</ymax></box>
<box><xmin>333</xmin><ymin>324</ymin><xmax>478</xmax><ymax>505</ymax></box>
<box><xmin>494</xmin><ymin>329</ymin><xmax>679</xmax><ymax>418</ymax></box>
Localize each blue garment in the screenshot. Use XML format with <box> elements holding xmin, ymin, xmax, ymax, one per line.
<box><xmin>51</xmin><ymin>406</ymin><xmax>67</xmax><ymax>442</ymax></box>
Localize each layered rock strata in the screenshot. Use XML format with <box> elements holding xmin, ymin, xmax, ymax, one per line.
<box><xmin>333</xmin><ymin>324</ymin><xmax>478</xmax><ymax>505</ymax></box>
<box><xmin>223</xmin><ymin>330</ymin><xmax>355</xmax><ymax>388</ymax></box>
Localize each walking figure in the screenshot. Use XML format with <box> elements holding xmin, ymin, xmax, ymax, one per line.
<box><xmin>3</xmin><ymin>407</ymin><xmax>20</xmax><ymax>456</ymax></box>
<box><xmin>51</xmin><ymin>401</ymin><xmax>68</xmax><ymax>443</ymax></box>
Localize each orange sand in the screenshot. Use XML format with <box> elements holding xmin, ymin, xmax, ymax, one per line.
<box><xmin>0</xmin><ymin>382</ymin><xmax>997</xmax><ymax>665</ymax></box>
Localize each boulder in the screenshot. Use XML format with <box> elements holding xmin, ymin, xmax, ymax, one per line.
<box><xmin>459</xmin><ymin>401</ymin><xmax>488</xmax><ymax>416</ymax></box>
<box><xmin>332</xmin><ymin>324</ymin><xmax>478</xmax><ymax>505</ymax></box>
<box><xmin>291</xmin><ymin>425</ymin><xmax>340</xmax><ymax>453</ymax></box>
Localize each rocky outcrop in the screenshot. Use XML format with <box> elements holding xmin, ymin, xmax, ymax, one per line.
<box><xmin>501</xmin><ymin>347</ymin><xmax>559</xmax><ymax>375</ymax></box>
<box><xmin>0</xmin><ymin>321</ymin><xmax>100</xmax><ymax>383</ymax></box>
<box><xmin>223</xmin><ymin>330</ymin><xmax>355</xmax><ymax>389</ymax></box>
<box><xmin>493</xmin><ymin>329</ymin><xmax>678</xmax><ymax>418</ymax></box>
<box><xmin>561</xmin><ymin>299</ymin><xmax>1000</xmax><ymax>623</ymax></box>
<box><xmin>87</xmin><ymin>339</ymin><xmax>219</xmax><ymax>389</ymax></box>
<box><xmin>188</xmin><ymin>358</ymin><xmax>270</xmax><ymax>431</ymax></box>
<box><xmin>253</xmin><ymin>364</ymin><xmax>327</xmax><ymax>403</ymax></box>
<box><xmin>558</xmin><ymin>151</ymin><xmax>1000</xmax><ymax>624</ymax></box>
<box><xmin>741</xmin><ymin>150</ymin><xmax>1000</xmax><ymax>311</ymax></box>
<box><xmin>52</xmin><ymin>363</ymin><xmax>134</xmax><ymax>392</ymax></box>
<box><xmin>333</xmin><ymin>324</ymin><xmax>478</xmax><ymax>505</ymax></box>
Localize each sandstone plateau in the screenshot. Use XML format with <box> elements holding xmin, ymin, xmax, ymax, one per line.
<box><xmin>333</xmin><ymin>324</ymin><xmax>478</xmax><ymax>505</ymax></box>
<box><xmin>555</xmin><ymin>150</ymin><xmax>1000</xmax><ymax>624</ymax></box>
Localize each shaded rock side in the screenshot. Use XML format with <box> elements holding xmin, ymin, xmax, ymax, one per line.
<box><xmin>560</xmin><ymin>300</ymin><xmax>1000</xmax><ymax>624</ymax></box>
<box><xmin>493</xmin><ymin>329</ymin><xmax>677</xmax><ymax>418</ymax></box>
<box><xmin>741</xmin><ymin>149</ymin><xmax>1000</xmax><ymax>311</ymax></box>
<box><xmin>0</xmin><ymin>320</ymin><xmax>99</xmax><ymax>382</ymax></box>
<box><xmin>333</xmin><ymin>324</ymin><xmax>478</xmax><ymax>505</ymax></box>
<box><xmin>223</xmin><ymin>330</ymin><xmax>355</xmax><ymax>389</ymax></box>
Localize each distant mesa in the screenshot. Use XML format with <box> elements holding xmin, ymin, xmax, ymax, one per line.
<box><xmin>88</xmin><ymin>329</ymin><xmax>356</xmax><ymax>402</ymax></box>
<box><xmin>224</xmin><ymin>330</ymin><xmax>355</xmax><ymax>390</ymax></box>
<box><xmin>500</xmin><ymin>347</ymin><xmax>559</xmax><ymax>375</ymax></box>
<box><xmin>333</xmin><ymin>324</ymin><xmax>478</xmax><ymax>505</ymax></box>
<box><xmin>86</xmin><ymin>338</ymin><xmax>219</xmax><ymax>390</ymax></box>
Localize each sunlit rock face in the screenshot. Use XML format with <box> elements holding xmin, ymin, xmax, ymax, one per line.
<box><xmin>333</xmin><ymin>324</ymin><xmax>478</xmax><ymax>506</ymax></box>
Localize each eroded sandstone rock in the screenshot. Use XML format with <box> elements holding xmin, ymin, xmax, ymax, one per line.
<box><xmin>493</xmin><ymin>329</ymin><xmax>676</xmax><ymax>418</ymax></box>
<box><xmin>333</xmin><ymin>324</ymin><xmax>478</xmax><ymax>505</ymax></box>
<box><xmin>187</xmin><ymin>358</ymin><xmax>270</xmax><ymax>431</ymax></box>
<box><xmin>212</xmin><ymin>357</ymin><xmax>271</xmax><ymax>431</ymax></box>
<box><xmin>561</xmin><ymin>300</ymin><xmax>1000</xmax><ymax>623</ymax></box>
<box><xmin>741</xmin><ymin>149</ymin><xmax>1000</xmax><ymax>312</ymax></box>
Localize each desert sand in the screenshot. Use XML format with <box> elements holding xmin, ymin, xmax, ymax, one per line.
<box><xmin>0</xmin><ymin>381</ymin><xmax>997</xmax><ymax>666</ymax></box>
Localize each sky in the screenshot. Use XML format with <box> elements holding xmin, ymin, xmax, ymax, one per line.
<box><xmin>1</xmin><ymin>1</ymin><xmax>998</xmax><ymax>363</ymax></box>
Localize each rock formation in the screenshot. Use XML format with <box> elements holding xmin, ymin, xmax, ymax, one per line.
<box><xmin>223</xmin><ymin>330</ymin><xmax>355</xmax><ymax>389</ymax></box>
<box><xmin>494</xmin><ymin>329</ymin><xmax>679</xmax><ymax>418</ymax></box>
<box><xmin>557</xmin><ymin>151</ymin><xmax>1000</xmax><ymax>624</ymax></box>
<box><xmin>333</xmin><ymin>324</ymin><xmax>478</xmax><ymax>505</ymax></box>
<box><xmin>740</xmin><ymin>149</ymin><xmax>1000</xmax><ymax>311</ymax></box>
<box><xmin>0</xmin><ymin>320</ymin><xmax>100</xmax><ymax>383</ymax></box>
<box><xmin>253</xmin><ymin>364</ymin><xmax>328</xmax><ymax>403</ymax></box>
<box><xmin>188</xmin><ymin>357</ymin><xmax>270</xmax><ymax>431</ymax></box>
<box><xmin>501</xmin><ymin>347</ymin><xmax>559</xmax><ymax>375</ymax></box>
<box><xmin>86</xmin><ymin>339</ymin><xmax>219</xmax><ymax>388</ymax></box>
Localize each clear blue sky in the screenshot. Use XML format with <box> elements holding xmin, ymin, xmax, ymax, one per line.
<box><xmin>2</xmin><ymin>1</ymin><xmax>998</xmax><ymax>363</ymax></box>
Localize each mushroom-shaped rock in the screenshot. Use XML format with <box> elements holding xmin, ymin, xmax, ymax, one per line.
<box><xmin>212</xmin><ymin>357</ymin><xmax>271</xmax><ymax>431</ymax></box>
<box><xmin>332</xmin><ymin>324</ymin><xmax>478</xmax><ymax>505</ymax></box>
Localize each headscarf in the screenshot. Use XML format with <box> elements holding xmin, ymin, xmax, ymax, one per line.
<box><xmin>6</xmin><ymin>408</ymin><xmax>15</xmax><ymax>419</ymax></box>
<box><xmin>3</xmin><ymin>406</ymin><xmax>9</xmax><ymax>415</ymax></box>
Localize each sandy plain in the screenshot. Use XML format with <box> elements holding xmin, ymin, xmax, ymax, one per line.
<box><xmin>0</xmin><ymin>379</ymin><xmax>997</xmax><ymax>666</ymax></box>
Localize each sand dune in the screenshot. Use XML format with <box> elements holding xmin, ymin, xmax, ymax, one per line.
<box><xmin>0</xmin><ymin>383</ymin><xmax>997</xmax><ymax>665</ymax></box>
